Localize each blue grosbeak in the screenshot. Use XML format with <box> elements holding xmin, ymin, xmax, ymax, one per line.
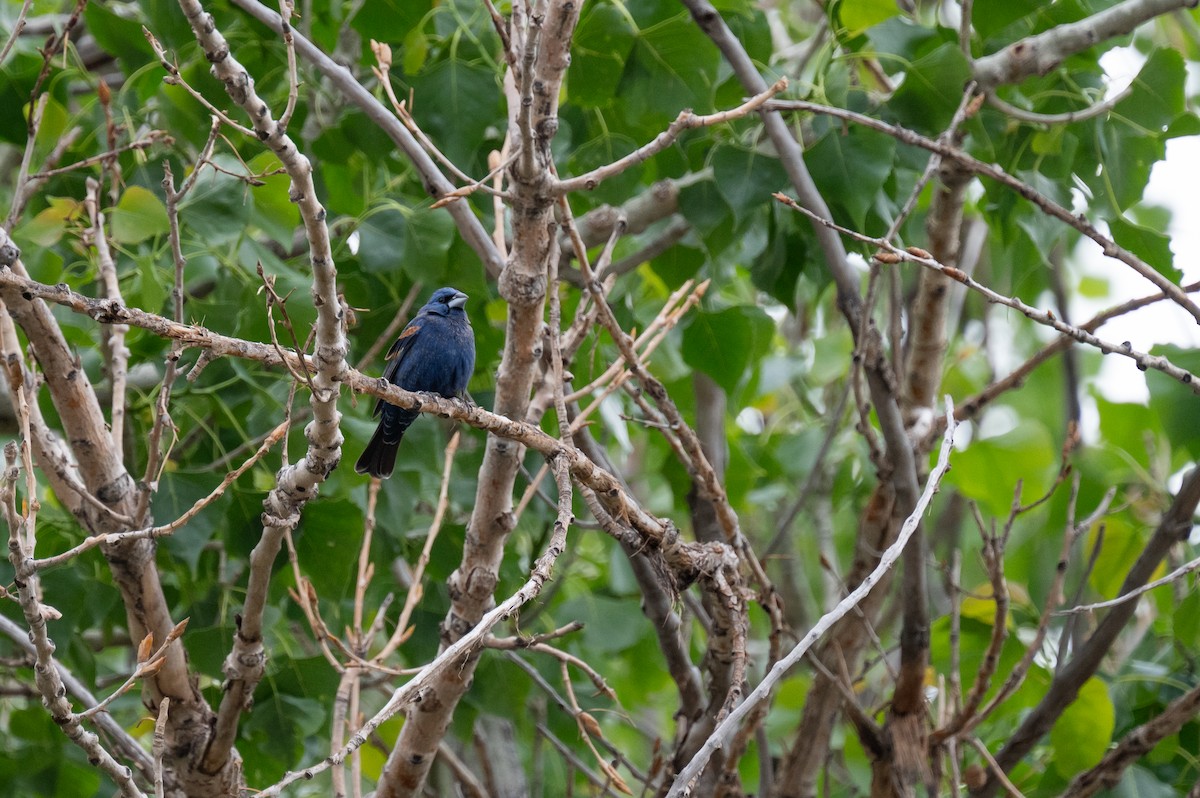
<box><xmin>355</xmin><ymin>287</ymin><xmax>475</xmax><ymax>478</ymax></box>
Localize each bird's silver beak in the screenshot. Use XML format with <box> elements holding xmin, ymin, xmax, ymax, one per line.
<box><xmin>448</xmin><ymin>293</ymin><xmax>468</xmax><ymax>310</ymax></box>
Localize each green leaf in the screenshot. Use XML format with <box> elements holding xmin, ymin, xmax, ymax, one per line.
<box><xmin>358</xmin><ymin>205</ymin><xmax>457</xmax><ymax>282</ymax></box>
<box><xmin>350</xmin><ymin>0</ymin><xmax>431</xmax><ymax>45</ymax></box>
<box><xmin>837</xmin><ymin>0</ymin><xmax>900</xmax><ymax>36</ymax></box>
<box><xmin>110</xmin><ymin>186</ymin><xmax>170</xmax><ymax>245</ymax></box>
<box><xmin>1050</xmin><ymin>677</ymin><xmax>1114</xmax><ymax>777</ymax></box>
<box><xmin>807</xmin><ymin>125</ymin><xmax>897</xmax><ymax>227</ymax></box>
<box><xmin>558</xmin><ymin>595</ymin><xmax>646</xmax><ymax>654</ymax></box>
<box><xmin>1108</xmin><ymin>217</ymin><xmax>1180</xmax><ymax>284</ymax></box>
<box><xmin>1108</xmin><ymin>767</ymin><xmax>1180</xmax><ymax>798</ymax></box>
<box><xmin>681</xmin><ymin>305</ymin><xmax>775</xmax><ymax>395</ymax></box>
<box><xmin>970</xmin><ymin>0</ymin><xmax>1043</xmax><ymax>40</ymax></box>
<box><xmin>402</xmin><ymin>27</ymin><xmax>430</xmax><ymax>74</ymax></box>
<box><xmin>753</xmin><ymin>212</ymin><xmax>809</xmax><ymax>304</ymax></box>
<box><xmin>295</xmin><ymin>499</ymin><xmax>365</xmax><ymax>601</ymax></box>
<box><xmin>887</xmin><ymin>42</ymin><xmax>973</xmax><ymax>133</ymax></box>
<box><xmin>620</xmin><ymin>14</ymin><xmax>719</xmax><ymax>129</ymax></box>
<box><xmin>711</xmin><ymin>145</ymin><xmax>789</xmax><ymax>221</ymax></box>
<box><xmin>1090</xmin><ymin>124</ymin><xmax>1163</xmax><ymax>214</ymax></box>
<box><xmin>409</xmin><ymin>59</ymin><xmax>501</xmax><ymax>172</ymax></box>
<box><xmin>678</xmin><ymin>179</ymin><xmax>733</xmax><ymax>237</ymax></box>
<box><xmin>155</xmin><ymin>473</ymin><xmax>220</xmax><ymax>572</ymax></box>
<box><xmin>1086</xmin><ymin>518</ymin><xmax>1149</xmax><ymax>600</ymax></box>
<box><xmin>1146</xmin><ymin>344</ymin><xmax>1200</xmax><ymax>459</ymax></box>
<box><xmin>571</xmin><ymin>4</ymin><xmax>637</xmax><ymax>108</ymax></box>
<box><xmin>18</xmin><ymin>197</ymin><xmax>81</xmax><ymax>247</ymax></box>
<box><xmin>401</xmin><ymin>207</ymin><xmax>457</xmax><ymax>282</ymax></box>
<box><xmin>1115</xmin><ymin>48</ymin><xmax>1186</xmax><ymax>134</ymax></box>
<box><xmin>180</xmin><ymin>164</ymin><xmax>254</xmax><ymax>246</ymax></box>
<box><xmin>83</xmin><ymin>3</ymin><xmax>155</xmax><ymax>67</ymax></box>
<box><xmin>246</xmin><ymin>152</ymin><xmax>300</xmax><ymax>247</ymax></box>
<box><xmin>650</xmin><ymin>241</ymin><xmax>706</xmax><ymax>288</ymax></box>
<box><xmin>1175</xmin><ymin>590</ymin><xmax>1200</xmax><ymax>649</ymax></box>
<box><xmin>948</xmin><ymin>425</ymin><xmax>1058</xmax><ymax>516</ymax></box>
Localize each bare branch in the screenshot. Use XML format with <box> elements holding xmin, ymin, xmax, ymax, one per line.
<box><xmin>227</xmin><ymin>0</ymin><xmax>506</xmax><ymax>276</ymax></box>
<box><xmin>553</xmin><ymin>78</ymin><xmax>788</xmax><ymax>194</ymax></box>
<box><xmin>985</xmin><ymin>84</ymin><xmax>1134</xmax><ymax>125</ymax></box>
<box><xmin>668</xmin><ymin>398</ymin><xmax>960</xmax><ymax>796</ymax></box>
<box><xmin>972</xmin><ymin>468</ymin><xmax>1200</xmax><ymax>797</ymax></box>
<box><xmin>259</xmin><ymin>455</ymin><xmax>578</xmax><ymax>798</ymax></box>
<box><xmin>0</xmin><ymin>614</ymin><xmax>156</xmax><ymax>782</ymax></box>
<box><xmin>0</xmin><ymin>0</ymin><xmax>32</xmax><ymax>65</ymax></box>
<box><xmin>84</xmin><ymin>178</ymin><xmax>130</xmax><ymax>466</ymax></box>
<box><xmin>171</xmin><ymin>0</ymin><xmax>348</xmax><ymax>778</ymax></box>
<box><xmin>3</xmin><ymin>445</ymin><xmax>148</xmax><ymax>798</ymax></box>
<box><xmin>972</xmin><ymin>0</ymin><xmax>1194</xmax><ymax>89</ymax></box>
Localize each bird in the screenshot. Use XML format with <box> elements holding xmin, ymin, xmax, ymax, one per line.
<box><xmin>355</xmin><ymin>287</ymin><xmax>475</xmax><ymax>479</ymax></box>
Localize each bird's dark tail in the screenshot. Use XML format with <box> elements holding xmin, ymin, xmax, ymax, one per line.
<box><xmin>355</xmin><ymin>406</ymin><xmax>417</xmax><ymax>478</ymax></box>
<box><xmin>354</xmin><ymin>424</ymin><xmax>402</xmax><ymax>478</ymax></box>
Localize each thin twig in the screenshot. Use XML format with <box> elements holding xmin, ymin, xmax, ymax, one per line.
<box><xmin>775</xmin><ymin>194</ymin><xmax>1200</xmax><ymax>394</ymax></box>
<box><xmin>374</xmin><ymin>430</ymin><xmax>461</xmax><ymax>663</ymax></box>
<box><xmin>33</xmin><ymin>418</ymin><xmax>290</xmax><ymax>570</ymax></box>
<box><xmin>766</xmin><ymin>98</ymin><xmax>1200</xmax><ymax>324</ymax></box>
<box><xmin>555</xmin><ymin>78</ymin><xmax>789</xmax><ymax>194</ymax></box>
<box><xmin>0</xmin><ymin>0</ymin><xmax>32</xmax><ymax>64</ymax></box>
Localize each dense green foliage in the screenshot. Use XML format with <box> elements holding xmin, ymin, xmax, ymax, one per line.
<box><xmin>1</xmin><ymin>0</ymin><xmax>1199</xmax><ymax>796</ymax></box>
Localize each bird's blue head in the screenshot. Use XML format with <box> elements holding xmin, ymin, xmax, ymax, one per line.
<box><xmin>424</xmin><ymin>287</ymin><xmax>469</xmax><ymax>317</ymax></box>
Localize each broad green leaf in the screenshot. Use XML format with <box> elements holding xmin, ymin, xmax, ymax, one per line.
<box><xmin>1175</xmin><ymin>590</ymin><xmax>1200</xmax><ymax>648</ymax></box>
<box><xmin>246</xmin><ymin>152</ymin><xmax>300</xmax><ymax>247</ymax></box>
<box><xmin>971</xmin><ymin>0</ymin><xmax>1043</xmax><ymax>40</ymax></box>
<box><xmin>1108</xmin><ymin>767</ymin><xmax>1180</xmax><ymax>798</ymax></box>
<box><xmin>1096</xmin><ymin>397</ymin><xmax>1156</xmax><ymax>470</ymax></box>
<box><xmin>83</xmin><ymin>3</ymin><xmax>155</xmax><ymax>68</ymax></box>
<box><xmin>886</xmin><ymin>42</ymin><xmax>972</xmax><ymax>133</ymax></box>
<box><xmin>711</xmin><ymin>145</ymin><xmax>789</xmax><ymax>221</ymax></box>
<box><xmin>409</xmin><ymin>59</ymin><xmax>501</xmax><ymax>172</ymax></box>
<box><xmin>948</xmin><ymin>425</ymin><xmax>1058</xmax><ymax>517</ymax></box>
<box><xmin>32</xmin><ymin>96</ymin><xmax>67</xmax><ymax>153</ymax></box>
<box><xmin>179</xmin><ymin>165</ymin><xmax>255</xmax><ymax>246</ymax></box>
<box><xmin>569</xmin><ymin>131</ymin><xmax>644</xmax><ymax>205</ymax></box>
<box><xmin>1050</xmin><ymin>677</ymin><xmax>1114</xmax><ymax>777</ymax></box>
<box><xmin>837</xmin><ymin>0</ymin><xmax>900</xmax><ymax>36</ymax></box>
<box><xmin>806</xmin><ymin>125</ymin><xmax>897</xmax><ymax>227</ymax></box>
<box><xmin>358</xmin><ymin>209</ymin><xmax>409</xmax><ymax>274</ymax></box>
<box><xmin>620</xmin><ymin>15</ymin><xmax>719</xmax><ymax>129</ymax></box>
<box><xmin>241</xmin><ymin>695</ymin><xmax>326</xmax><ymax>782</ymax></box>
<box><xmin>18</xmin><ymin>197</ymin><xmax>80</xmax><ymax>247</ymax></box>
<box><xmin>135</xmin><ymin>252</ymin><xmax>168</xmax><ymax>315</ymax></box>
<box><xmin>1086</xmin><ymin>518</ymin><xmax>1153</xmax><ymax>601</ymax></box>
<box><xmin>558</xmin><ymin>595</ymin><xmax>646</xmax><ymax>653</ymax></box>
<box><xmin>350</xmin><ymin>0</ymin><xmax>431</xmax><ymax>45</ymax></box>
<box><xmin>681</xmin><ymin>305</ymin><xmax>775</xmax><ymax>395</ymax></box>
<box><xmin>294</xmin><ymin>499</ymin><xmax>365</xmax><ymax>601</ymax></box>
<box><xmin>1109</xmin><ymin>217</ymin><xmax>1180</xmax><ymax>284</ymax></box>
<box><xmin>1092</xmin><ymin>119</ymin><xmax>1165</xmax><ymax>212</ymax></box>
<box><xmin>402</xmin><ymin>27</ymin><xmax>430</xmax><ymax>75</ymax></box>
<box><xmin>571</xmin><ymin>4</ymin><xmax>637</xmax><ymax>108</ymax></box>
<box><xmin>678</xmin><ymin>179</ymin><xmax>733</xmax><ymax>237</ymax></box>
<box><xmin>1115</xmin><ymin>48</ymin><xmax>1186</xmax><ymax>134</ymax></box>
<box><xmin>357</xmin><ymin>205</ymin><xmax>456</xmax><ymax>282</ymax></box>
<box><xmin>650</xmin><ymin>241</ymin><xmax>706</xmax><ymax>288</ymax></box>
<box><xmin>155</xmin><ymin>473</ymin><xmax>221</xmax><ymax>572</ymax></box>
<box><xmin>1146</xmin><ymin>344</ymin><xmax>1200</xmax><ymax>460</ymax></box>
<box><xmin>401</xmin><ymin>206</ymin><xmax>457</xmax><ymax>282</ymax></box>
<box><xmin>110</xmin><ymin>186</ymin><xmax>170</xmax><ymax>244</ymax></box>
